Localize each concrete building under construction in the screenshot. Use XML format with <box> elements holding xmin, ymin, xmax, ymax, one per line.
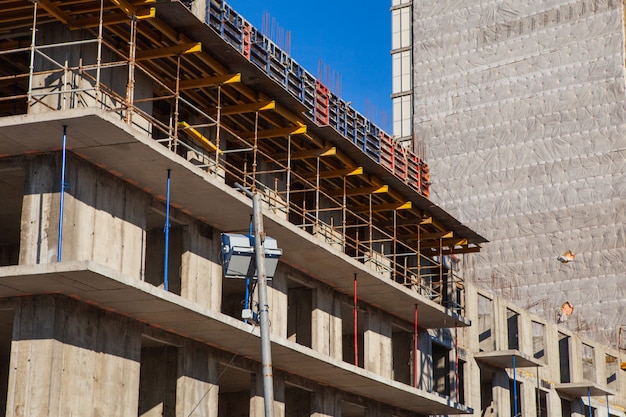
<box><xmin>391</xmin><ymin>0</ymin><xmax>626</xmax><ymax>346</ymax></box>
<box><xmin>0</xmin><ymin>0</ymin><xmax>623</xmax><ymax>416</ymax></box>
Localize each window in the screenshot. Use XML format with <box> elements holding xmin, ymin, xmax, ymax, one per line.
<box><xmin>606</xmin><ymin>354</ymin><xmax>618</xmax><ymax>387</ymax></box>
<box><xmin>392</xmin><ymin>51</ymin><xmax>412</xmax><ymax>94</ymax></box>
<box><xmin>392</xmin><ymin>95</ymin><xmax>412</xmax><ymax>138</ymax></box>
<box><xmin>532</xmin><ymin>321</ymin><xmax>545</xmax><ymax>360</ymax></box>
<box><xmin>536</xmin><ymin>389</ymin><xmax>548</xmax><ymax>417</ymax></box>
<box><xmin>391</xmin><ymin>7</ymin><xmax>411</xmax><ymax>50</ymax></box>
<box><xmin>478</xmin><ymin>294</ymin><xmax>494</xmax><ymax>351</ymax></box>
<box><xmin>432</xmin><ymin>342</ymin><xmax>451</xmax><ymax>396</ymax></box>
<box><xmin>582</xmin><ymin>343</ymin><xmax>595</xmax><ymax>382</ymax></box>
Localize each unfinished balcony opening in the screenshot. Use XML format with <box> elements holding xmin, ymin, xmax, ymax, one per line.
<box><xmin>506</xmin><ymin>308</ymin><xmax>519</xmax><ymax>350</ymax></box>
<box><xmin>138</xmin><ymin>336</ymin><xmax>179</xmax><ymax>417</ymax></box>
<box><xmin>532</xmin><ymin>320</ymin><xmax>546</xmax><ymax>361</ymax></box>
<box><xmin>0</xmin><ymin>166</ymin><xmax>24</xmax><ymax>266</ymax></box>
<box><xmin>560</xmin><ymin>398</ymin><xmax>572</xmax><ymax>417</ymax></box>
<box><xmin>287</xmin><ymin>278</ymin><xmax>312</xmax><ymax>348</ymax></box>
<box><xmin>285</xmin><ymin>383</ymin><xmax>312</xmax><ymax>417</ymax></box>
<box><xmin>391</xmin><ymin>324</ymin><xmax>412</xmax><ymax>385</ymax></box>
<box><xmin>217</xmin><ymin>364</ymin><xmax>251</xmax><ymax>417</ymax></box>
<box><xmin>144</xmin><ymin>207</ymin><xmax>184</xmax><ymax>295</ymax></box>
<box><xmin>558</xmin><ymin>332</ymin><xmax>571</xmax><ymax>383</ymax></box>
<box><xmin>478</xmin><ymin>294</ymin><xmax>494</xmax><ymax>352</ymax></box>
<box><xmin>341</xmin><ymin>302</ymin><xmax>365</xmax><ymax>368</ymax></box>
<box><xmin>0</xmin><ymin>309</ymin><xmax>14</xmax><ymax>416</ymax></box>
<box><xmin>432</xmin><ymin>341</ymin><xmax>451</xmax><ymax>397</ymax></box>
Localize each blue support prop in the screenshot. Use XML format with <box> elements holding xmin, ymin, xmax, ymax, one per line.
<box><xmin>164</xmin><ymin>169</ymin><xmax>171</xmax><ymax>291</ymax></box>
<box><xmin>57</xmin><ymin>125</ymin><xmax>68</xmax><ymax>263</ymax></box>
<box><xmin>513</xmin><ymin>355</ymin><xmax>518</xmax><ymax>417</ymax></box>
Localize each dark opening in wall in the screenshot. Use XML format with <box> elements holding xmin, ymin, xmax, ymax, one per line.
<box><xmin>432</xmin><ymin>342</ymin><xmax>451</xmax><ymax>396</ymax></box>
<box><xmin>391</xmin><ymin>325</ymin><xmax>412</xmax><ymax>385</ymax></box>
<box><xmin>0</xmin><ymin>309</ymin><xmax>14</xmax><ymax>416</ymax></box>
<box><xmin>138</xmin><ymin>336</ymin><xmax>178</xmax><ymax>417</ymax></box>
<box><xmin>458</xmin><ymin>359</ymin><xmax>466</xmax><ymax>404</ymax></box>
<box><xmin>285</xmin><ymin>383</ymin><xmax>312</xmax><ymax>417</ymax></box>
<box><xmin>144</xmin><ymin>207</ymin><xmax>184</xmax><ymax>295</ymax></box>
<box><xmin>560</xmin><ymin>398</ymin><xmax>572</xmax><ymax>417</ymax></box>
<box><xmin>558</xmin><ymin>332</ymin><xmax>571</xmax><ymax>383</ymax></box>
<box><xmin>536</xmin><ymin>388</ymin><xmax>548</xmax><ymax>417</ymax></box>
<box><xmin>0</xmin><ymin>167</ymin><xmax>24</xmax><ymax>266</ymax></box>
<box><xmin>480</xmin><ymin>369</ymin><xmax>494</xmax><ymax>416</ymax></box>
<box><xmin>507</xmin><ymin>309</ymin><xmax>519</xmax><ymax>350</ymax></box>
<box><xmin>509</xmin><ymin>378</ymin><xmax>522</xmax><ymax>417</ymax></box>
<box><xmin>287</xmin><ymin>279</ymin><xmax>312</xmax><ymax>348</ymax></box>
<box><xmin>218</xmin><ymin>364</ymin><xmax>251</xmax><ymax>417</ymax></box>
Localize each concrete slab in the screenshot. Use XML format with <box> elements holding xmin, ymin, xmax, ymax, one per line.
<box><xmin>555</xmin><ymin>382</ymin><xmax>616</xmax><ymax>397</ymax></box>
<box><xmin>474</xmin><ymin>349</ymin><xmax>544</xmax><ymax>368</ymax></box>
<box><xmin>0</xmin><ymin>261</ymin><xmax>471</xmax><ymax>414</ymax></box>
<box><xmin>0</xmin><ymin>110</ymin><xmax>469</xmax><ymax>329</ymax></box>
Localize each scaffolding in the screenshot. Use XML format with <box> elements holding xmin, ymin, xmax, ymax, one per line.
<box><xmin>0</xmin><ymin>0</ymin><xmax>486</xmax><ymax>314</ymax></box>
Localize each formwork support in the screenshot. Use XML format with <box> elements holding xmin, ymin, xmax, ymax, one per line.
<box><xmin>353</xmin><ymin>273</ymin><xmax>358</xmax><ymax>367</ymax></box>
<box><xmin>27</xmin><ymin>2</ymin><xmax>38</xmax><ymax>108</ymax></box>
<box><xmin>413</xmin><ymin>304</ymin><xmax>418</xmax><ymax>387</ymax></box>
<box><xmin>164</xmin><ymin>169</ymin><xmax>172</xmax><ymax>291</ymax></box>
<box><xmin>57</xmin><ymin>125</ymin><xmax>68</xmax><ymax>262</ymax></box>
<box><xmin>125</xmin><ymin>17</ymin><xmax>138</xmax><ymax>124</ymax></box>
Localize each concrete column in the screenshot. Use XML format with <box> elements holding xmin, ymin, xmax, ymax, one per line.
<box><xmin>492</xmin><ymin>370</ymin><xmax>511</xmax><ymax>417</ymax></box>
<box><xmin>6</xmin><ymin>296</ymin><xmax>141</xmax><ymax>417</ymax></box>
<box><xmin>250</xmin><ymin>371</ymin><xmax>283</xmax><ymax>417</ymax></box>
<box><xmin>311</xmin><ymin>287</ymin><xmax>342</xmax><ymax>360</ymax></box>
<box><xmin>268</xmin><ymin>268</ymin><xmax>288</xmax><ymax>337</ymax></box>
<box><xmin>180</xmin><ymin>224</ymin><xmax>222</xmax><ymax>310</ymax></box>
<box><xmin>312</xmin><ymin>386</ymin><xmax>338</xmax><ymax>417</ymax></box>
<box><xmin>19</xmin><ymin>154</ymin><xmax>58</xmax><ymax>264</ymax></box>
<box><xmin>364</xmin><ymin>310</ymin><xmax>392</xmax><ymax>378</ymax></box>
<box><xmin>176</xmin><ymin>342</ymin><xmax>219</xmax><ymax>417</ymax></box>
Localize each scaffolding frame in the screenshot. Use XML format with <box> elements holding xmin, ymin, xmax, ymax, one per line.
<box><xmin>0</xmin><ymin>0</ymin><xmax>484</xmax><ymax>315</ymax></box>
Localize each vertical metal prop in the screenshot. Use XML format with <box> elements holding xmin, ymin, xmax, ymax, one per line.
<box><xmin>587</xmin><ymin>387</ymin><xmax>591</xmax><ymax>417</ymax></box>
<box><xmin>413</xmin><ymin>304</ymin><xmax>418</xmax><ymax>387</ymax></box>
<box><xmin>455</xmin><ymin>325</ymin><xmax>459</xmax><ymax>402</ymax></box>
<box><xmin>164</xmin><ymin>169</ymin><xmax>171</xmax><ymax>291</ymax></box>
<box><xmin>27</xmin><ymin>2</ymin><xmax>38</xmax><ymax>107</ymax></box>
<box><xmin>513</xmin><ymin>355</ymin><xmax>518</xmax><ymax>417</ymax></box>
<box><xmin>353</xmin><ymin>273</ymin><xmax>358</xmax><ymax>367</ymax></box>
<box><xmin>57</xmin><ymin>125</ymin><xmax>68</xmax><ymax>262</ymax></box>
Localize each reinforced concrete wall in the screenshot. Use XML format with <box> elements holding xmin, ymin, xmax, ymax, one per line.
<box><xmin>410</xmin><ymin>0</ymin><xmax>626</xmax><ymax>346</ymax></box>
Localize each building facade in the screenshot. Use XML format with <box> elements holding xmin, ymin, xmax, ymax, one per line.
<box><xmin>0</xmin><ymin>1</ymin><xmax>622</xmax><ymax>416</ymax></box>
<box><xmin>392</xmin><ymin>0</ymin><xmax>626</xmax><ymax>346</ymax></box>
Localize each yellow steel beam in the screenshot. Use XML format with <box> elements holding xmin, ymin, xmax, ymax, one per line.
<box><xmin>38</xmin><ymin>0</ymin><xmax>72</xmax><ymax>25</ymax></box>
<box><xmin>277</xmin><ymin>146</ymin><xmax>336</xmax><ymax>161</ymax></box>
<box><xmin>218</xmin><ymin>101</ymin><xmax>275</xmax><ymax>115</ymax></box>
<box><xmin>396</xmin><ymin>231</ymin><xmax>453</xmax><ymax>241</ymax></box>
<box><xmin>136</xmin><ymin>42</ymin><xmax>202</xmax><ymax>60</ymax></box>
<box><xmin>178</xmin><ymin>121</ymin><xmax>222</xmax><ymax>154</ymax></box>
<box><xmin>176</xmin><ymin>73</ymin><xmax>241</xmax><ymax>90</ymax></box>
<box><xmin>71</xmin><ymin>12</ymin><xmax>130</xmax><ymax>29</ymax></box>
<box><xmin>330</xmin><ymin>185</ymin><xmax>388</xmax><ymax>197</ymax></box>
<box><xmin>353</xmin><ymin>201</ymin><xmax>412</xmax><ymax>212</ymax></box>
<box><xmin>439</xmin><ymin>245</ymin><xmax>481</xmax><ymax>255</ymax></box>
<box><xmin>241</xmin><ymin>123</ymin><xmax>307</xmax><ymax>140</ymax></box>
<box><xmin>305</xmin><ymin>167</ymin><xmax>364</xmax><ymax>179</ymax></box>
<box><xmin>420</xmin><ymin>238</ymin><xmax>468</xmax><ymax>249</ymax></box>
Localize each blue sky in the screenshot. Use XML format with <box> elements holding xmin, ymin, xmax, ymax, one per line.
<box><xmin>226</xmin><ymin>0</ymin><xmax>393</xmax><ymax>131</ymax></box>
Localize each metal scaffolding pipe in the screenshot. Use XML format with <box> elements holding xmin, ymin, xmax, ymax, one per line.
<box><xmin>413</xmin><ymin>304</ymin><xmax>418</xmax><ymax>387</ymax></box>
<box><xmin>57</xmin><ymin>125</ymin><xmax>68</xmax><ymax>262</ymax></box>
<box><xmin>164</xmin><ymin>169</ymin><xmax>171</xmax><ymax>291</ymax></box>
<box><xmin>353</xmin><ymin>273</ymin><xmax>358</xmax><ymax>367</ymax></box>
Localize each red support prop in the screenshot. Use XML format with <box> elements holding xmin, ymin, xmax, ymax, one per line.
<box><xmin>413</xmin><ymin>304</ymin><xmax>418</xmax><ymax>387</ymax></box>
<box><xmin>354</xmin><ymin>273</ymin><xmax>358</xmax><ymax>367</ymax></box>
